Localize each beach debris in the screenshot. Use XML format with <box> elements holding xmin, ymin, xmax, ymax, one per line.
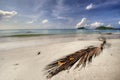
<box><xmin>110</xmin><ymin>54</ymin><xmax>113</xmax><ymax>56</ymax></box>
<box><xmin>105</xmin><ymin>33</ymin><xmax>112</xmax><ymax>35</ymax></box>
<box><xmin>0</xmin><ymin>57</ymin><xmax>4</xmax><ymax>60</ymax></box>
<box><xmin>44</xmin><ymin>37</ymin><xmax>107</xmax><ymax>79</ymax></box>
<box><xmin>14</xmin><ymin>63</ymin><xmax>19</xmax><ymax>65</ymax></box>
<box><xmin>37</xmin><ymin>52</ymin><xmax>41</xmax><ymax>55</ymax></box>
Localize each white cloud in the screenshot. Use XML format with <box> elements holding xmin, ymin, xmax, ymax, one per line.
<box><xmin>106</xmin><ymin>24</ymin><xmax>112</xmax><ymax>27</ymax></box>
<box><xmin>118</xmin><ymin>21</ymin><xmax>120</xmax><ymax>24</ymax></box>
<box><xmin>42</xmin><ymin>19</ymin><xmax>48</xmax><ymax>24</ymax></box>
<box><xmin>27</xmin><ymin>19</ymin><xmax>37</xmax><ymax>24</ymax></box>
<box><xmin>90</xmin><ymin>22</ymin><xmax>104</xmax><ymax>28</ymax></box>
<box><xmin>27</xmin><ymin>20</ymin><xmax>34</xmax><ymax>24</ymax></box>
<box><xmin>76</xmin><ymin>18</ymin><xmax>87</xmax><ymax>28</ymax></box>
<box><xmin>0</xmin><ymin>10</ymin><xmax>17</xmax><ymax>20</ymax></box>
<box><xmin>86</xmin><ymin>3</ymin><xmax>94</xmax><ymax>10</ymax></box>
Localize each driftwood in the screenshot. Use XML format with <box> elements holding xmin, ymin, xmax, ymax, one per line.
<box><xmin>44</xmin><ymin>37</ymin><xmax>106</xmax><ymax>78</ymax></box>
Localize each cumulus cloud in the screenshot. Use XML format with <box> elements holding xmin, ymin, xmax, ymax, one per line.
<box><xmin>76</xmin><ymin>18</ymin><xmax>87</xmax><ymax>28</ymax></box>
<box><xmin>0</xmin><ymin>10</ymin><xmax>17</xmax><ymax>20</ymax></box>
<box><xmin>106</xmin><ymin>24</ymin><xmax>112</xmax><ymax>27</ymax></box>
<box><xmin>118</xmin><ymin>21</ymin><xmax>120</xmax><ymax>24</ymax></box>
<box><xmin>86</xmin><ymin>3</ymin><xmax>94</xmax><ymax>10</ymax></box>
<box><xmin>42</xmin><ymin>19</ymin><xmax>48</xmax><ymax>24</ymax></box>
<box><xmin>76</xmin><ymin>18</ymin><xmax>105</xmax><ymax>29</ymax></box>
<box><xmin>90</xmin><ymin>22</ymin><xmax>104</xmax><ymax>28</ymax></box>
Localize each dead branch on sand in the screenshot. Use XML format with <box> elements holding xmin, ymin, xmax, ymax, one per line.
<box><xmin>44</xmin><ymin>37</ymin><xmax>107</xmax><ymax>79</ymax></box>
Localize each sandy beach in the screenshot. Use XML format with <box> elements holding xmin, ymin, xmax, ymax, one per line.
<box><xmin>0</xmin><ymin>34</ymin><xmax>120</xmax><ymax>80</ymax></box>
<box><xmin>1</xmin><ymin>0</ymin><xmax>120</xmax><ymax>79</ymax></box>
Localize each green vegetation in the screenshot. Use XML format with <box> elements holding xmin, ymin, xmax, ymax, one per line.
<box><xmin>77</xmin><ymin>26</ymin><xmax>120</xmax><ymax>30</ymax></box>
<box><xmin>77</xmin><ymin>27</ymin><xmax>86</xmax><ymax>29</ymax></box>
<box><xmin>95</xmin><ymin>26</ymin><xmax>115</xmax><ymax>30</ymax></box>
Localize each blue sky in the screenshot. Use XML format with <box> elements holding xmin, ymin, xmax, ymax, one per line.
<box><xmin>0</xmin><ymin>0</ymin><xmax>120</xmax><ymax>29</ymax></box>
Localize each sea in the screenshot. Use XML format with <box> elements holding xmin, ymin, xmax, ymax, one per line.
<box><xmin>0</xmin><ymin>29</ymin><xmax>120</xmax><ymax>50</ymax></box>
<box><xmin>0</xmin><ymin>29</ymin><xmax>120</xmax><ymax>37</ymax></box>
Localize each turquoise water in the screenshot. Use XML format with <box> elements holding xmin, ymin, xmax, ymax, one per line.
<box><xmin>0</xmin><ymin>29</ymin><xmax>120</xmax><ymax>37</ymax></box>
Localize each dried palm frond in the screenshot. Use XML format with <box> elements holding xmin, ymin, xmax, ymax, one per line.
<box><xmin>44</xmin><ymin>37</ymin><xmax>106</xmax><ymax>79</ymax></box>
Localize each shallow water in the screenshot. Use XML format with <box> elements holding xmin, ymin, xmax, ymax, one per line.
<box><xmin>0</xmin><ymin>29</ymin><xmax>120</xmax><ymax>37</ymax></box>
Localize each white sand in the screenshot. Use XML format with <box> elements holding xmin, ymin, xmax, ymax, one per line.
<box><xmin>0</xmin><ymin>37</ymin><xmax>120</xmax><ymax>80</ymax></box>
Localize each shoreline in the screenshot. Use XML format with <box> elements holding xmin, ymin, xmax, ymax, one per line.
<box><xmin>0</xmin><ymin>34</ymin><xmax>119</xmax><ymax>51</ymax></box>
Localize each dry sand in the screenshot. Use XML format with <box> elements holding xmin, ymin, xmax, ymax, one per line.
<box><xmin>0</xmin><ymin>35</ymin><xmax>120</xmax><ymax>80</ymax></box>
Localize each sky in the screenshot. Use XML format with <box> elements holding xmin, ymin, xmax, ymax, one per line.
<box><xmin>0</xmin><ymin>0</ymin><xmax>120</xmax><ymax>29</ymax></box>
